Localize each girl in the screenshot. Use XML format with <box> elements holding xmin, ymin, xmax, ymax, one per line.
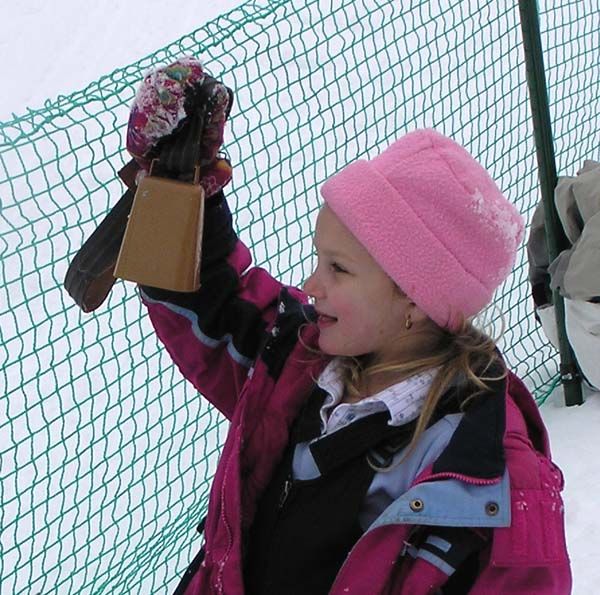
<box><xmin>140</xmin><ymin>128</ymin><xmax>571</xmax><ymax>594</ymax></box>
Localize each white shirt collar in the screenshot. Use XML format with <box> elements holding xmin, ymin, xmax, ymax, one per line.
<box><xmin>316</xmin><ymin>358</ymin><xmax>437</xmax><ymax>435</ymax></box>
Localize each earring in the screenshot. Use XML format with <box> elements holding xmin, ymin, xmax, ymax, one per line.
<box><xmin>405</xmin><ymin>312</ymin><xmax>413</xmax><ymax>330</ymax></box>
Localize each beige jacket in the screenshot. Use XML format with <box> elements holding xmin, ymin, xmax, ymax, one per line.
<box><xmin>527</xmin><ymin>160</ymin><xmax>600</xmax><ymax>390</ymax></box>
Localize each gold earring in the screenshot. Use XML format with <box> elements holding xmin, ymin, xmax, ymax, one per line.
<box><xmin>405</xmin><ymin>312</ymin><xmax>413</xmax><ymax>330</ymax></box>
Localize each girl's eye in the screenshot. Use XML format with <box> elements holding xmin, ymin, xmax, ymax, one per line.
<box><xmin>331</xmin><ymin>262</ymin><xmax>347</xmax><ymax>274</ymax></box>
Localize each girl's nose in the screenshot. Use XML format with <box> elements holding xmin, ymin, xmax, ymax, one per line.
<box><xmin>303</xmin><ymin>271</ymin><xmax>322</xmax><ymax>299</ymax></box>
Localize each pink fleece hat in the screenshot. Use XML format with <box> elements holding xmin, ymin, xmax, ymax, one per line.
<box><xmin>320</xmin><ymin>129</ymin><xmax>524</xmax><ymax>330</ymax></box>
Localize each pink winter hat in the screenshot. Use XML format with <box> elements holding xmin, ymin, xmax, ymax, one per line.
<box><xmin>320</xmin><ymin>129</ymin><xmax>524</xmax><ymax>330</ymax></box>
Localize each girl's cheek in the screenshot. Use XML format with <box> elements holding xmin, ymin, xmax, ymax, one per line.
<box><xmin>332</xmin><ymin>299</ymin><xmax>353</xmax><ymax>319</ymax></box>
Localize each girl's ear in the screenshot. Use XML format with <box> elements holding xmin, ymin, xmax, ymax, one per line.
<box><xmin>397</xmin><ymin>294</ymin><xmax>431</xmax><ymax>328</ymax></box>
<box><xmin>391</xmin><ymin>283</ymin><xmax>433</xmax><ymax>328</ymax></box>
<box><xmin>408</xmin><ymin>303</ymin><xmax>431</xmax><ymax>326</ymax></box>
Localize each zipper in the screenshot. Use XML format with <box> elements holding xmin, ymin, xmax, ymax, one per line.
<box><xmin>256</xmin><ymin>472</ymin><xmax>295</xmax><ymax>591</ymax></box>
<box><xmin>278</xmin><ymin>475</ymin><xmax>293</xmax><ymax>509</ymax></box>
<box><xmin>415</xmin><ymin>471</ymin><xmax>501</xmax><ymax>486</ymax></box>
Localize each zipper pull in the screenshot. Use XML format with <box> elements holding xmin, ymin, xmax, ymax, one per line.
<box><xmin>278</xmin><ymin>476</ymin><xmax>293</xmax><ymax>509</ymax></box>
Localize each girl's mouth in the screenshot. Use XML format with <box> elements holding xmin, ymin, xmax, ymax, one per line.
<box><xmin>317</xmin><ymin>314</ymin><xmax>337</xmax><ymax>328</ymax></box>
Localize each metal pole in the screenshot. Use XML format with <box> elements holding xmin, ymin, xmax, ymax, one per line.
<box><xmin>518</xmin><ymin>0</ymin><xmax>583</xmax><ymax>405</ymax></box>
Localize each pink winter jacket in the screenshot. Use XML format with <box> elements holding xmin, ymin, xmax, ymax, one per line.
<box><xmin>140</xmin><ymin>194</ymin><xmax>571</xmax><ymax>594</ymax></box>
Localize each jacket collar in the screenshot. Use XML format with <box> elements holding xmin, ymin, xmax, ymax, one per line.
<box><xmin>432</xmin><ymin>367</ymin><xmax>507</xmax><ymax>480</ymax></box>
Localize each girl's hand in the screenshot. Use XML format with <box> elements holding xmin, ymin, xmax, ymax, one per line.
<box><xmin>126</xmin><ymin>57</ymin><xmax>234</xmax><ymax>197</ymax></box>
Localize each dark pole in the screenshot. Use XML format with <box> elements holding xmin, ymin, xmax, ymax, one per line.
<box><xmin>518</xmin><ymin>0</ymin><xmax>583</xmax><ymax>405</ymax></box>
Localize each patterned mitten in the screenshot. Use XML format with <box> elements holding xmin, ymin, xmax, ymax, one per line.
<box><xmin>64</xmin><ymin>57</ymin><xmax>234</xmax><ymax>312</ymax></box>
<box><xmin>126</xmin><ymin>56</ymin><xmax>233</xmax><ymax>196</ymax></box>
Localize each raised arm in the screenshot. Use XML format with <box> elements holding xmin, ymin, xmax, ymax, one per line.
<box><xmin>140</xmin><ymin>190</ymin><xmax>283</xmax><ymax>419</ymax></box>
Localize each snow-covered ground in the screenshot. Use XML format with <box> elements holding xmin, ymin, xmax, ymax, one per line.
<box><xmin>3</xmin><ymin>1</ymin><xmax>599</xmax><ymax>593</ymax></box>
<box><xmin>541</xmin><ymin>388</ymin><xmax>600</xmax><ymax>595</ymax></box>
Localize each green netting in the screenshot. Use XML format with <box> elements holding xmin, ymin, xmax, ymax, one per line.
<box><xmin>1</xmin><ymin>0</ymin><xmax>598</xmax><ymax>592</ymax></box>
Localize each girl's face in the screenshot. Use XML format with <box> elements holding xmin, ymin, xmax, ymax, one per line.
<box><xmin>303</xmin><ymin>206</ymin><xmax>423</xmax><ymax>365</ymax></box>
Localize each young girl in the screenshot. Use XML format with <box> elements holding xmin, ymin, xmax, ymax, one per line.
<box><xmin>140</xmin><ymin>128</ymin><xmax>571</xmax><ymax>594</ymax></box>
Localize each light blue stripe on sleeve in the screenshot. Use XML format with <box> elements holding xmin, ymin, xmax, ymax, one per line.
<box><xmin>140</xmin><ymin>288</ymin><xmax>254</xmax><ymax>369</ymax></box>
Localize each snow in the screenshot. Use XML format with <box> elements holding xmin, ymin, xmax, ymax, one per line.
<box><xmin>3</xmin><ymin>1</ymin><xmax>599</xmax><ymax>594</ymax></box>
<box><xmin>539</xmin><ymin>388</ymin><xmax>600</xmax><ymax>595</ymax></box>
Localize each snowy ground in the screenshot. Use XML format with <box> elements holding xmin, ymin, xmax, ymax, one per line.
<box><xmin>3</xmin><ymin>1</ymin><xmax>599</xmax><ymax>593</ymax></box>
<box><xmin>539</xmin><ymin>388</ymin><xmax>600</xmax><ymax>594</ymax></box>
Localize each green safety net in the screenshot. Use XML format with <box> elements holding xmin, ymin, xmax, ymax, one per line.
<box><xmin>1</xmin><ymin>0</ymin><xmax>598</xmax><ymax>592</ymax></box>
